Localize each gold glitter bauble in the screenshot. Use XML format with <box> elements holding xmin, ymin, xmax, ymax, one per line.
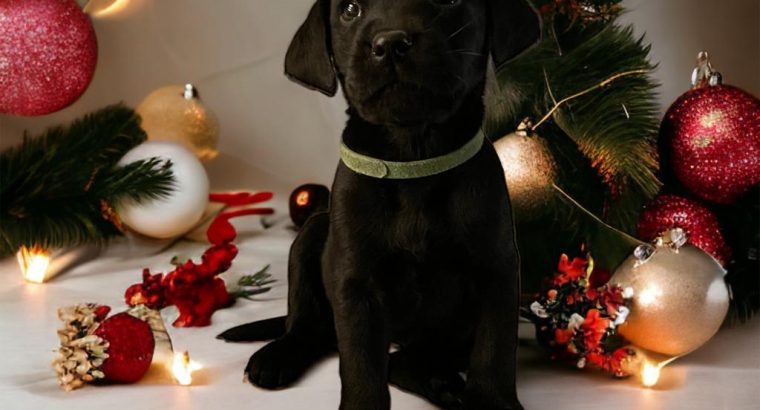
<box><xmin>136</xmin><ymin>84</ymin><xmax>220</xmax><ymax>162</ymax></box>
<box><xmin>610</xmin><ymin>236</ymin><xmax>729</xmax><ymax>357</ymax></box>
<box><xmin>493</xmin><ymin>132</ymin><xmax>556</xmax><ymax>215</ymax></box>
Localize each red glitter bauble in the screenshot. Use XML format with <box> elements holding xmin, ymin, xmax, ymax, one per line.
<box><xmin>662</xmin><ymin>84</ymin><xmax>760</xmax><ymax>204</ymax></box>
<box><xmin>637</xmin><ymin>194</ymin><xmax>732</xmax><ymax>265</ymax></box>
<box><xmin>94</xmin><ymin>313</ymin><xmax>155</xmax><ymax>383</ymax></box>
<box><xmin>0</xmin><ymin>0</ymin><xmax>98</xmax><ymax>116</ymax></box>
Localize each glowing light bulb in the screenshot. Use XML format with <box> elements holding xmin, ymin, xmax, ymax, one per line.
<box><xmin>172</xmin><ymin>351</ymin><xmax>202</xmax><ymax>386</ymax></box>
<box><xmin>295</xmin><ymin>191</ymin><xmax>311</xmax><ymax>207</ymax></box>
<box><xmin>17</xmin><ymin>246</ymin><xmax>51</xmax><ymax>284</ymax></box>
<box><xmin>80</xmin><ymin>0</ymin><xmax>131</xmax><ymax>17</ymax></box>
<box><xmin>641</xmin><ymin>361</ymin><xmax>662</xmax><ymax>387</ymax></box>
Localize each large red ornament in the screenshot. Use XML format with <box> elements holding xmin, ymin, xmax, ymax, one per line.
<box><xmin>637</xmin><ymin>194</ymin><xmax>732</xmax><ymax>265</ymax></box>
<box><xmin>662</xmin><ymin>83</ymin><xmax>760</xmax><ymax>204</ymax></box>
<box><xmin>93</xmin><ymin>312</ymin><xmax>156</xmax><ymax>383</ymax></box>
<box><xmin>0</xmin><ymin>0</ymin><xmax>98</xmax><ymax>116</ymax></box>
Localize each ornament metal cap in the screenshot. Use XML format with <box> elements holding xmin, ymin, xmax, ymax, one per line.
<box><xmin>633</xmin><ymin>244</ymin><xmax>655</xmax><ymax>266</ymax></box>
<box><xmin>690</xmin><ymin>51</ymin><xmax>722</xmax><ymax>88</ymax></box>
<box><xmin>183</xmin><ymin>84</ymin><xmax>198</xmax><ymax>100</ymax></box>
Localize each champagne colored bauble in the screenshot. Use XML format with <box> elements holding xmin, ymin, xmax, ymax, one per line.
<box><xmin>610</xmin><ymin>235</ymin><xmax>729</xmax><ymax>356</ymax></box>
<box><xmin>136</xmin><ymin>84</ymin><xmax>220</xmax><ymax>162</ymax></box>
<box><xmin>117</xmin><ymin>142</ymin><xmax>209</xmax><ymax>239</ymax></box>
<box><xmin>493</xmin><ymin>132</ymin><xmax>556</xmax><ymax>215</ymax></box>
<box><xmin>662</xmin><ymin>83</ymin><xmax>760</xmax><ymax>204</ymax></box>
<box><xmin>638</xmin><ymin>194</ymin><xmax>732</xmax><ymax>265</ymax></box>
<box><xmin>0</xmin><ymin>0</ymin><xmax>98</xmax><ymax>116</ymax></box>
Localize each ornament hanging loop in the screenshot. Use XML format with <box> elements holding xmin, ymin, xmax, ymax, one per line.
<box><xmin>691</xmin><ymin>51</ymin><xmax>722</xmax><ymax>88</ymax></box>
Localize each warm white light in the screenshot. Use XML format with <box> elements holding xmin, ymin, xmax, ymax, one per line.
<box><xmin>17</xmin><ymin>246</ymin><xmax>51</xmax><ymax>284</ymax></box>
<box><xmin>82</xmin><ymin>0</ymin><xmax>131</xmax><ymax>17</ymax></box>
<box><xmin>172</xmin><ymin>351</ymin><xmax>201</xmax><ymax>386</ymax></box>
<box><xmin>641</xmin><ymin>361</ymin><xmax>662</xmax><ymax>387</ymax></box>
<box><xmin>637</xmin><ymin>286</ymin><xmax>662</xmax><ymax>307</ymax></box>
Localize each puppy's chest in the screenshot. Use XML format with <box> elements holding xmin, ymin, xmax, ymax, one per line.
<box><xmin>383</xmin><ymin>186</ymin><xmax>468</xmax><ymax>255</ymax></box>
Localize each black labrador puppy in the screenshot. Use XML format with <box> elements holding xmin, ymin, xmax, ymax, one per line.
<box><xmin>219</xmin><ymin>1</ymin><xmax>541</xmax><ymax>409</ymax></box>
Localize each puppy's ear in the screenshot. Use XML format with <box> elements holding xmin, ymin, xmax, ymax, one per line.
<box><xmin>285</xmin><ymin>1</ymin><xmax>337</xmax><ymax>96</ymax></box>
<box><xmin>488</xmin><ymin>0</ymin><xmax>542</xmax><ymax>69</ymax></box>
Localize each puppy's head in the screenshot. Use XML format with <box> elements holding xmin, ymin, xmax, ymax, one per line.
<box><xmin>286</xmin><ymin>0</ymin><xmax>541</xmax><ymax>125</ymax></box>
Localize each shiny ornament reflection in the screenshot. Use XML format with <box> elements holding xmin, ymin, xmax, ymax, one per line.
<box><xmin>493</xmin><ymin>131</ymin><xmax>556</xmax><ymax>215</ymax></box>
<box><xmin>610</xmin><ymin>231</ymin><xmax>729</xmax><ymax>356</ymax></box>
<box><xmin>137</xmin><ymin>84</ymin><xmax>220</xmax><ymax>162</ymax></box>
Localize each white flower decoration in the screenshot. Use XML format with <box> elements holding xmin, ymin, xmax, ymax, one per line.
<box><xmin>614</xmin><ymin>306</ymin><xmax>630</xmax><ymax>326</ymax></box>
<box><xmin>568</xmin><ymin>313</ymin><xmax>585</xmax><ymax>330</ymax></box>
<box><xmin>530</xmin><ymin>301</ymin><xmax>548</xmax><ymax>318</ymax></box>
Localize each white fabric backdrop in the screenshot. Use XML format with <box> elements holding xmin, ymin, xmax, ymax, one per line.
<box><xmin>0</xmin><ymin>0</ymin><xmax>758</xmax><ymax>196</ymax></box>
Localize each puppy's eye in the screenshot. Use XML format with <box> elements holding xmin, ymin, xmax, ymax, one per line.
<box><xmin>341</xmin><ymin>1</ymin><xmax>362</xmax><ymax>22</ymax></box>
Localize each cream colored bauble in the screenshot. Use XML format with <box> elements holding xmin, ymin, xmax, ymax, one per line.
<box><xmin>117</xmin><ymin>142</ymin><xmax>209</xmax><ymax>239</ymax></box>
<box><xmin>136</xmin><ymin>84</ymin><xmax>220</xmax><ymax>161</ymax></box>
<box><xmin>610</xmin><ymin>229</ymin><xmax>730</xmax><ymax>357</ymax></box>
<box><xmin>493</xmin><ymin>131</ymin><xmax>556</xmax><ymax>215</ymax></box>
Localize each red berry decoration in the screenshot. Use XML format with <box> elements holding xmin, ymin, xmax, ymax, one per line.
<box><xmin>661</xmin><ymin>54</ymin><xmax>760</xmax><ymax>204</ymax></box>
<box><xmin>53</xmin><ymin>304</ymin><xmax>157</xmax><ymax>391</ymax></box>
<box><xmin>0</xmin><ymin>0</ymin><xmax>98</xmax><ymax>116</ymax></box>
<box><xmin>637</xmin><ymin>194</ymin><xmax>732</xmax><ymax>265</ymax></box>
<box><xmin>93</xmin><ymin>312</ymin><xmax>156</xmax><ymax>383</ymax></box>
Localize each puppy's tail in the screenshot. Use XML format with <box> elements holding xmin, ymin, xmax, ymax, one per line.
<box><xmin>216</xmin><ymin>316</ymin><xmax>287</xmax><ymax>342</ymax></box>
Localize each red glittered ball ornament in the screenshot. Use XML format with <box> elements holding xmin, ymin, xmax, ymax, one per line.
<box><xmin>637</xmin><ymin>194</ymin><xmax>732</xmax><ymax>265</ymax></box>
<box><xmin>0</xmin><ymin>0</ymin><xmax>98</xmax><ymax>116</ymax></box>
<box><xmin>93</xmin><ymin>312</ymin><xmax>155</xmax><ymax>383</ymax></box>
<box><xmin>662</xmin><ymin>80</ymin><xmax>760</xmax><ymax>204</ymax></box>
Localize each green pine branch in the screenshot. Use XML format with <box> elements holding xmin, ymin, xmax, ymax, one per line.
<box><xmin>0</xmin><ymin>104</ymin><xmax>175</xmax><ymax>256</ymax></box>
<box><xmin>486</xmin><ymin>4</ymin><xmax>661</xmax><ymax>290</ymax></box>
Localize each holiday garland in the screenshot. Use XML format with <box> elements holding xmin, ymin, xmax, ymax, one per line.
<box><xmin>0</xmin><ymin>104</ymin><xmax>175</xmax><ymax>256</ymax></box>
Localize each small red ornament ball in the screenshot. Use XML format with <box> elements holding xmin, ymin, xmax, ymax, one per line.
<box><xmin>662</xmin><ymin>84</ymin><xmax>760</xmax><ymax>204</ymax></box>
<box><xmin>94</xmin><ymin>313</ymin><xmax>155</xmax><ymax>383</ymax></box>
<box><xmin>0</xmin><ymin>0</ymin><xmax>98</xmax><ymax>116</ymax></box>
<box><xmin>637</xmin><ymin>194</ymin><xmax>732</xmax><ymax>265</ymax></box>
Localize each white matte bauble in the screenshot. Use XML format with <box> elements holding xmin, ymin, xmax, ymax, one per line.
<box><xmin>117</xmin><ymin>142</ymin><xmax>209</xmax><ymax>239</ymax></box>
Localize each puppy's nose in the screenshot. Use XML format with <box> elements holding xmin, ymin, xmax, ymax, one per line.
<box><xmin>372</xmin><ymin>30</ymin><xmax>413</xmax><ymax>61</ymax></box>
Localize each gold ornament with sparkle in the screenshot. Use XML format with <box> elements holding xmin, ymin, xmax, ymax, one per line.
<box><xmin>136</xmin><ymin>84</ymin><xmax>220</xmax><ymax>162</ymax></box>
<box><xmin>493</xmin><ymin>121</ymin><xmax>556</xmax><ymax>215</ymax></box>
<box><xmin>610</xmin><ymin>228</ymin><xmax>729</xmax><ymax>357</ymax></box>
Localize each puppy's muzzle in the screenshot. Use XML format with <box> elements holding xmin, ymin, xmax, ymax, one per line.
<box><xmin>372</xmin><ymin>30</ymin><xmax>414</xmax><ymax>62</ymax></box>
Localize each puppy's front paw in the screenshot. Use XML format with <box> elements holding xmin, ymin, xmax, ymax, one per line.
<box><xmin>244</xmin><ymin>337</ymin><xmax>319</xmax><ymax>389</ymax></box>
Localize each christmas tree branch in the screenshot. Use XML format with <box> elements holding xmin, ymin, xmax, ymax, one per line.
<box><xmin>0</xmin><ymin>104</ymin><xmax>174</xmax><ymax>256</ymax></box>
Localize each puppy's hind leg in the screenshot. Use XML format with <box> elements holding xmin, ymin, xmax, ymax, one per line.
<box><xmin>245</xmin><ymin>212</ymin><xmax>336</xmax><ymax>389</ymax></box>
